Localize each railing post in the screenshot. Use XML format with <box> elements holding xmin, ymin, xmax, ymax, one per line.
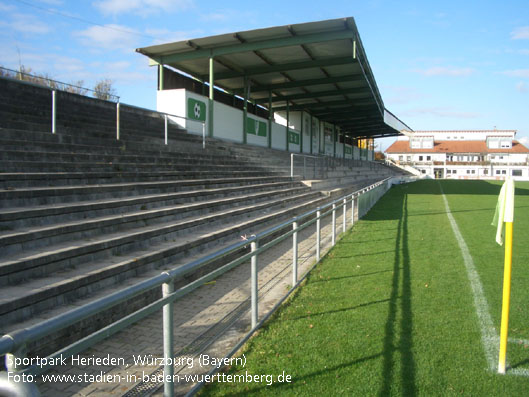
<box><xmin>351</xmin><ymin>194</ymin><xmax>355</xmax><ymax>225</ymax></box>
<box><xmin>343</xmin><ymin>197</ymin><xmax>347</xmax><ymax>233</ymax></box>
<box><xmin>202</xmin><ymin>122</ymin><xmax>206</xmax><ymax>149</ymax></box>
<box><xmin>303</xmin><ymin>157</ymin><xmax>306</xmax><ymax>179</ymax></box>
<box><xmin>332</xmin><ymin>203</ymin><xmax>336</xmax><ymax>246</ymax></box>
<box><xmin>162</xmin><ymin>279</ymin><xmax>174</xmax><ymax>397</ymax></box>
<box><xmin>290</xmin><ymin>153</ymin><xmax>294</xmax><ymax>178</ymax></box>
<box><xmin>316</xmin><ymin>210</ymin><xmax>321</xmax><ymax>261</ymax></box>
<box><xmin>251</xmin><ymin>240</ymin><xmax>258</xmax><ymax>328</ymax></box>
<box><xmin>4</xmin><ymin>344</ymin><xmax>41</xmax><ymax>396</ymax></box>
<box><xmin>292</xmin><ymin>221</ymin><xmax>298</xmax><ymax>286</ymax></box>
<box><xmin>116</xmin><ymin>101</ymin><xmax>120</xmax><ymax>141</ymax></box>
<box><xmin>51</xmin><ymin>90</ymin><xmax>56</xmax><ymax>134</ymax></box>
<box><xmin>164</xmin><ymin>114</ymin><xmax>168</xmax><ymax>145</ymax></box>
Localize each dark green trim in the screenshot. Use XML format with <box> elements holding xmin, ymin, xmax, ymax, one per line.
<box><xmin>273</xmin><ymin>99</ymin><xmax>374</xmax><ymax>112</ymax></box>
<box><xmin>255</xmin><ymin>87</ymin><xmax>370</xmax><ymax>104</ymax></box>
<box><xmin>207</xmin><ymin>56</ymin><xmax>355</xmax><ymax>81</ymax></box>
<box><xmin>236</xmin><ymin>74</ymin><xmax>363</xmax><ymax>94</ymax></box>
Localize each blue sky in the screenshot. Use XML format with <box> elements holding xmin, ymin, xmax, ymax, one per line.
<box><xmin>0</xmin><ymin>0</ymin><xmax>528</xmax><ymax>150</ymax></box>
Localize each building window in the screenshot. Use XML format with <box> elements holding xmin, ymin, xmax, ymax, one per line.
<box><xmin>399</xmin><ymin>155</ymin><xmax>403</xmax><ymax>161</ymax></box>
<box><xmin>499</xmin><ymin>156</ymin><xmax>504</xmax><ymax>160</ymax></box>
<box><xmin>447</xmin><ymin>169</ymin><xmax>452</xmax><ymax>174</ymax></box>
<box><xmin>512</xmin><ymin>169</ymin><xmax>522</xmax><ymax>176</ymax></box>
<box><xmin>502</xmin><ymin>170</ymin><xmax>507</xmax><ymax>175</ymax></box>
<box><xmin>466</xmin><ymin>170</ymin><xmax>470</xmax><ymax>174</ymax></box>
<box><xmin>407</xmin><ymin>156</ymin><xmax>411</xmax><ymax>162</ymax></box>
<box><xmin>471</xmin><ymin>170</ymin><xmax>475</xmax><ymax>174</ymax></box>
<box><xmin>453</xmin><ymin>170</ymin><xmax>457</xmax><ymax>174</ymax></box>
<box><xmin>421</xmin><ymin>169</ymin><xmax>426</xmax><ymax>174</ymax></box>
<box><xmin>484</xmin><ymin>169</ymin><xmax>488</xmax><ymax>175</ymax></box>
<box><xmin>426</xmin><ymin>156</ymin><xmax>431</xmax><ymax>161</ymax></box>
<box><xmin>496</xmin><ymin>170</ymin><xmax>501</xmax><ymax>175</ymax></box>
<box><xmin>419</xmin><ymin>155</ymin><xmax>423</xmax><ymax>161</ymax></box>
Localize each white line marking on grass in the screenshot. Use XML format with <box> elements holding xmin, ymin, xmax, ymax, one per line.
<box><xmin>439</xmin><ymin>184</ymin><xmax>529</xmax><ymax>377</ymax></box>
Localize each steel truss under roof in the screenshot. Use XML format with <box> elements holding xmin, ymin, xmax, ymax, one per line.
<box><xmin>136</xmin><ymin>17</ymin><xmax>411</xmax><ymax>139</ymax></box>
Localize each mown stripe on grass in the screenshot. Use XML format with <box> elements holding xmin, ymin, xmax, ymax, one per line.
<box><xmin>439</xmin><ymin>182</ymin><xmax>529</xmax><ymax>377</ymax></box>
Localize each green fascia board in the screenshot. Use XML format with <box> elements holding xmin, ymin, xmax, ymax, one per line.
<box><xmin>254</xmin><ymin>87</ymin><xmax>370</xmax><ymax>104</ymax></box>
<box><xmin>234</xmin><ymin>73</ymin><xmax>363</xmax><ymax>94</ymax></box>
<box><xmin>153</xmin><ymin>30</ymin><xmax>355</xmax><ymax>64</ymax></box>
<box><xmin>203</xmin><ymin>56</ymin><xmax>356</xmax><ymax>81</ymax></box>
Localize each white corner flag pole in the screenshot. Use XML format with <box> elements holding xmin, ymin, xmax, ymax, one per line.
<box><xmin>492</xmin><ymin>178</ymin><xmax>515</xmax><ymax>374</ymax></box>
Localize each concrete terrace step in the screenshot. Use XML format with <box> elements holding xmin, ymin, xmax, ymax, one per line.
<box><xmin>0</xmin><ymin>188</ymin><xmax>318</xmax><ymax>283</ymax></box>
<box><xmin>0</xmin><ymin>191</ymin><xmax>327</xmax><ymax>326</ymax></box>
<box><xmin>0</xmin><ymin>183</ymin><xmax>302</xmax><ymax>231</ymax></box>
<box><xmin>0</xmin><ymin>170</ymin><xmax>281</xmax><ymax>188</ymax></box>
<box><xmin>0</xmin><ymin>178</ymin><xmax>297</xmax><ymax>207</ymax></box>
<box><xmin>0</xmin><ymin>185</ymin><xmax>310</xmax><ymax>254</ymax></box>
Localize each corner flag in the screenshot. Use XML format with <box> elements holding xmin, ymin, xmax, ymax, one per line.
<box><xmin>491</xmin><ymin>178</ymin><xmax>515</xmax><ymax>245</ymax></box>
<box><xmin>492</xmin><ymin>178</ymin><xmax>515</xmax><ymax>374</ymax></box>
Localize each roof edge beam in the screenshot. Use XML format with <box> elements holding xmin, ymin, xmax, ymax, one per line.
<box><xmin>149</xmin><ymin>30</ymin><xmax>355</xmax><ymax>63</ymax></box>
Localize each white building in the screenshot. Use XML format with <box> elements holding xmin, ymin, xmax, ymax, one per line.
<box><xmin>385</xmin><ymin>130</ymin><xmax>529</xmax><ymax>180</ymax></box>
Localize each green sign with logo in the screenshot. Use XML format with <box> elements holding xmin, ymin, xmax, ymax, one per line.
<box><xmin>345</xmin><ymin>146</ymin><xmax>352</xmax><ymax>155</ymax></box>
<box><xmin>246</xmin><ymin>118</ymin><xmax>267</xmax><ymax>137</ymax></box>
<box><xmin>187</xmin><ymin>98</ymin><xmax>206</xmax><ymax>122</ymax></box>
<box><xmin>288</xmin><ymin>130</ymin><xmax>300</xmax><ymax>145</ymax></box>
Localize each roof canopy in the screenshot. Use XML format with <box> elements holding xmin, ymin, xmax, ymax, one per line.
<box><xmin>137</xmin><ymin>17</ymin><xmax>411</xmax><ymax>139</ymax></box>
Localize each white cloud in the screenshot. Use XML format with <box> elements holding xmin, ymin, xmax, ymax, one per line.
<box><xmin>0</xmin><ymin>13</ymin><xmax>51</xmax><ymax>34</ymax></box>
<box><xmin>511</xmin><ymin>26</ymin><xmax>529</xmax><ymax>40</ymax></box>
<box><xmin>502</xmin><ymin>69</ymin><xmax>529</xmax><ymax>78</ymax></box>
<box><xmin>144</xmin><ymin>28</ymin><xmax>197</xmax><ymax>44</ymax></box>
<box><xmin>516</xmin><ymin>81</ymin><xmax>529</xmax><ymax>93</ymax></box>
<box><xmin>383</xmin><ymin>86</ymin><xmax>425</xmax><ymax>105</ymax></box>
<box><xmin>93</xmin><ymin>0</ymin><xmax>193</xmax><ymax>16</ymax></box>
<box><xmin>74</xmin><ymin>24</ymin><xmax>138</xmax><ymax>51</ymax></box>
<box><xmin>401</xmin><ymin>107</ymin><xmax>480</xmax><ymax>119</ymax></box>
<box><xmin>413</xmin><ymin>66</ymin><xmax>475</xmax><ymax>77</ymax></box>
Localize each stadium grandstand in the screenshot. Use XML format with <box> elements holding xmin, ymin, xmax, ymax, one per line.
<box><xmin>0</xmin><ymin>17</ymin><xmax>412</xmax><ymax>396</ymax></box>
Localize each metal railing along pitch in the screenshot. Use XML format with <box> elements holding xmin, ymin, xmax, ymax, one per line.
<box><xmin>0</xmin><ymin>177</ymin><xmax>394</xmax><ymax>396</ymax></box>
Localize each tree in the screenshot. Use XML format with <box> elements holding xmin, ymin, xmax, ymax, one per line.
<box><xmin>93</xmin><ymin>79</ymin><xmax>117</xmax><ymax>101</ymax></box>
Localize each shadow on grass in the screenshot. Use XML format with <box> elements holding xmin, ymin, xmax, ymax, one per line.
<box><xmin>511</xmin><ymin>358</ymin><xmax>529</xmax><ymax>369</ymax></box>
<box><xmin>286</xmin><ymin>298</ymin><xmax>393</xmax><ymax>321</ymax></box>
<box><xmin>310</xmin><ymin>268</ymin><xmax>396</xmax><ymax>283</ymax></box>
<box><xmin>378</xmin><ymin>188</ymin><xmax>417</xmax><ymax>396</ymax></box>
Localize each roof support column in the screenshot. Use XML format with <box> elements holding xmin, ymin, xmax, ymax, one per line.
<box><xmin>342</xmin><ymin>131</ymin><xmax>346</xmax><ymax>159</ymax></box>
<box><xmin>268</xmin><ymin>91</ymin><xmax>272</xmax><ymax>148</ymax></box>
<box><xmin>309</xmin><ymin>115</ymin><xmax>313</xmax><ymax>154</ymax></box>
<box><xmin>208</xmin><ymin>55</ymin><xmax>214</xmax><ymax>138</ymax></box>
<box><xmin>158</xmin><ymin>64</ymin><xmax>164</xmax><ymax>91</ymax></box>
<box><xmin>286</xmin><ymin>101</ymin><xmax>290</xmax><ymax>152</ymax></box>
<box><xmin>333</xmin><ymin>124</ymin><xmax>336</xmax><ymax>158</ymax></box>
<box><xmin>243</xmin><ymin>75</ymin><xmax>248</xmax><ymax>144</ymax></box>
<box><xmin>300</xmin><ymin>111</ymin><xmax>304</xmax><ymax>153</ymax></box>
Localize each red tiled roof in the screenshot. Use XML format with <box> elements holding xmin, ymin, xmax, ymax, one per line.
<box><xmin>385</xmin><ymin>140</ymin><xmax>529</xmax><ymax>154</ymax></box>
<box><xmin>405</xmin><ymin>130</ymin><xmax>517</xmax><ymax>134</ymax></box>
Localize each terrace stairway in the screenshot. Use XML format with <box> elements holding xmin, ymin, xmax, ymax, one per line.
<box><xmin>0</xmin><ymin>77</ymin><xmax>399</xmax><ymax>357</ymax></box>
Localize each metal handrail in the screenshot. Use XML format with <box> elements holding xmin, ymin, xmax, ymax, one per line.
<box><xmin>0</xmin><ymin>73</ymin><xmax>207</xmax><ymax>148</ymax></box>
<box><xmin>1</xmin><ymin>177</ymin><xmax>394</xmax><ymax>394</ymax></box>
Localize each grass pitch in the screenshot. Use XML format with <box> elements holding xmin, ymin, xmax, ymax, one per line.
<box><xmin>201</xmin><ymin>180</ymin><xmax>529</xmax><ymax>396</ymax></box>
